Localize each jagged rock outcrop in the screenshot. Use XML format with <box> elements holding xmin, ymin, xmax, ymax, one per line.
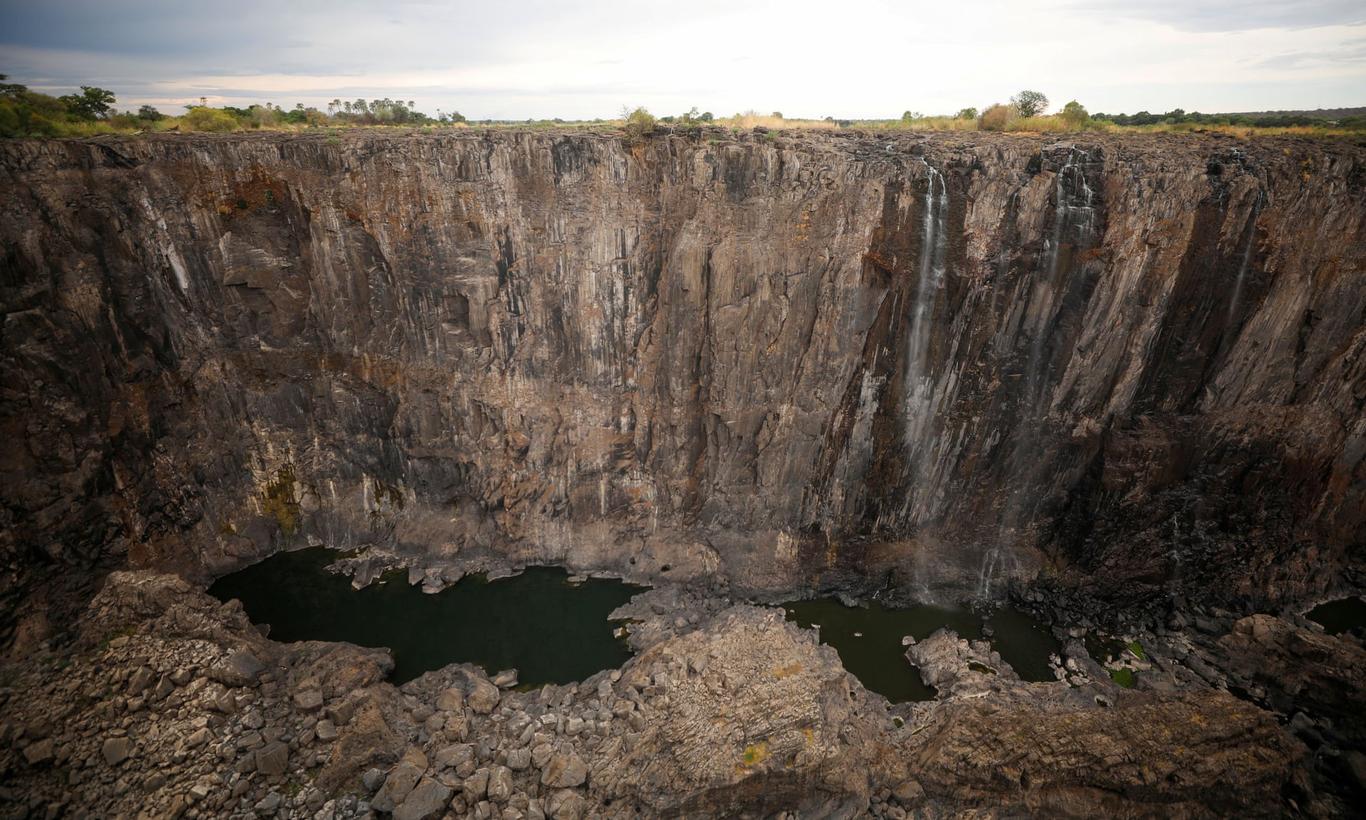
<box><xmin>1</xmin><ymin>130</ymin><xmax>1364</xmax><ymax>644</ymax></box>
<box><xmin>0</xmin><ymin>570</ymin><xmax>1314</xmax><ymax>818</ymax></box>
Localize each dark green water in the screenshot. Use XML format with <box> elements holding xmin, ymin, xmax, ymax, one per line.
<box><xmin>209</xmin><ymin>548</ymin><xmax>647</xmax><ymax>685</ymax></box>
<box><xmin>1307</xmin><ymin>596</ymin><xmax>1366</xmax><ymax>636</ymax></box>
<box><xmin>781</xmin><ymin>598</ymin><xmax>1061</xmax><ymax>702</ymax></box>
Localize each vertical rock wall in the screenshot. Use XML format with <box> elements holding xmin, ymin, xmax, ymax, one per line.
<box><xmin>1</xmin><ymin>130</ymin><xmax>1362</xmax><ymax>631</ymax></box>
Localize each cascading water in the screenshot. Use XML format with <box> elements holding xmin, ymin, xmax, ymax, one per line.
<box><xmin>983</xmin><ymin>146</ymin><xmax>1100</xmax><ymax>602</ymax></box>
<box><xmin>1025</xmin><ymin>146</ymin><xmax>1096</xmax><ymax>404</ymax></box>
<box><xmin>901</xmin><ymin>158</ymin><xmax>949</xmax><ymax>515</ymax></box>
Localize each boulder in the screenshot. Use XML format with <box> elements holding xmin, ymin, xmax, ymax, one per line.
<box><xmin>467</xmin><ymin>678</ymin><xmax>501</xmax><ymax>714</ymax></box>
<box><xmin>212</xmin><ymin>650</ymin><xmax>265</xmax><ymax>687</ymax></box>
<box><xmin>102</xmin><ymin>736</ymin><xmax>132</xmax><ymax>766</ymax></box>
<box><xmin>255</xmin><ymin>741</ymin><xmax>289</xmax><ymax>777</ymax></box>
<box><xmin>540</xmin><ymin>752</ymin><xmax>588</xmax><ymax>789</ymax></box>
<box><xmin>393</xmin><ymin>777</ymin><xmax>452</xmax><ymax>820</ymax></box>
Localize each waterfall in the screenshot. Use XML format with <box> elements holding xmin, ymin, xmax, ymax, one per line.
<box><xmin>975</xmin><ymin>543</ymin><xmax>1021</xmax><ymax>602</ymax></box>
<box><xmin>987</xmin><ymin>147</ymin><xmax>1099</xmax><ymax>600</ymax></box>
<box><xmin>1026</xmin><ymin>147</ymin><xmax>1095</xmax><ymax>405</ymax></box>
<box><xmin>903</xmin><ymin>159</ymin><xmax>949</xmax><ymax>464</ymax></box>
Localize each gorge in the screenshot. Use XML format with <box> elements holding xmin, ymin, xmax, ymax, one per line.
<box><xmin>1</xmin><ymin>128</ymin><xmax>1363</xmax><ymax>817</ymax></box>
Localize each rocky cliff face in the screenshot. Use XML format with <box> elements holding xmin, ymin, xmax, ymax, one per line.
<box><xmin>2</xmin><ymin>130</ymin><xmax>1363</xmax><ymax>633</ymax></box>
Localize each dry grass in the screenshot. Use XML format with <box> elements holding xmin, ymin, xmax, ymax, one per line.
<box><xmin>715</xmin><ymin>112</ymin><xmax>837</xmax><ymax>130</ymax></box>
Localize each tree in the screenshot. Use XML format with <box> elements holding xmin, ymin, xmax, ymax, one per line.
<box><xmin>770</xmin><ymin>111</ymin><xmax>783</xmax><ymax>119</ymax></box>
<box><xmin>956</xmin><ymin>107</ymin><xmax>978</xmax><ymax>120</ymax></box>
<box><xmin>901</xmin><ymin>110</ymin><xmax>922</xmax><ymax>122</ymax></box>
<box><xmin>137</xmin><ymin>104</ymin><xmax>164</xmax><ymax>120</ymax></box>
<box><xmin>1060</xmin><ymin>100</ymin><xmax>1088</xmax><ymax>128</ymax></box>
<box><xmin>0</xmin><ymin>74</ymin><xmax>28</xmax><ymax>96</ymax></box>
<box><xmin>1010</xmin><ymin>90</ymin><xmax>1048</xmax><ymax>118</ymax></box>
<box><xmin>59</xmin><ymin>86</ymin><xmax>116</xmax><ymax>120</ymax></box>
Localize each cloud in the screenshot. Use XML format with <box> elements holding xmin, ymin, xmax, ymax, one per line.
<box><xmin>1254</xmin><ymin>37</ymin><xmax>1366</xmax><ymax>70</ymax></box>
<box><xmin>1</xmin><ymin>0</ymin><xmax>1363</xmax><ymax>119</ymax></box>
<box><xmin>1067</xmin><ymin>0</ymin><xmax>1366</xmax><ymax>32</ymax></box>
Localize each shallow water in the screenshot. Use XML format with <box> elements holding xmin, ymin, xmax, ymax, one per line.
<box><xmin>781</xmin><ymin>597</ymin><xmax>1061</xmax><ymax>702</ymax></box>
<box><xmin>1307</xmin><ymin>596</ymin><xmax>1366</xmax><ymax>636</ymax></box>
<box><xmin>209</xmin><ymin>548</ymin><xmax>647</xmax><ymax>685</ymax></box>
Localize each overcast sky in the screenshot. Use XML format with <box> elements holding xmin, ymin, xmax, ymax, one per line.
<box><xmin>1</xmin><ymin>0</ymin><xmax>1363</xmax><ymax>119</ymax></box>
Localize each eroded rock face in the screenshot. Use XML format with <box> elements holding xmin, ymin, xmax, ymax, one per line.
<box><xmin>911</xmin><ymin>687</ymin><xmax>1301</xmax><ymax>817</ymax></box>
<box><xmin>1214</xmin><ymin>614</ymin><xmax>1366</xmax><ymax>745</ymax></box>
<box><xmin>2</xmin><ymin>130</ymin><xmax>1363</xmax><ymax>640</ymax></box>
<box><xmin>588</xmin><ymin>606</ymin><xmax>899</xmax><ymax>815</ymax></box>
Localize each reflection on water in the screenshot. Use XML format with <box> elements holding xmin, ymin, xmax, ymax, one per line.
<box><xmin>781</xmin><ymin>597</ymin><xmax>1060</xmax><ymax>703</ymax></box>
<box><xmin>209</xmin><ymin>548</ymin><xmax>647</xmax><ymax>685</ymax></box>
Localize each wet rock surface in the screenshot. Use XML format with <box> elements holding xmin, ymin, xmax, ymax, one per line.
<box><xmin>3</xmin><ymin>570</ymin><xmax>1361</xmax><ymax>817</ymax></box>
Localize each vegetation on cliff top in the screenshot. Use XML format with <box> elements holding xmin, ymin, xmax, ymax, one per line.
<box><xmin>3</xmin><ymin>74</ymin><xmax>1362</xmax><ymax>139</ymax></box>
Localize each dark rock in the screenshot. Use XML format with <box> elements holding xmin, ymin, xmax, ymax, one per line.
<box><xmin>101</xmin><ymin>736</ymin><xmax>132</xmax><ymax>766</ymax></box>
<box><xmin>212</xmin><ymin>651</ymin><xmax>265</xmax><ymax>688</ymax></box>
<box><xmin>255</xmin><ymin>742</ymin><xmax>289</xmax><ymax>777</ymax></box>
<box><xmin>393</xmin><ymin>778</ymin><xmax>452</xmax><ymax>820</ymax></box>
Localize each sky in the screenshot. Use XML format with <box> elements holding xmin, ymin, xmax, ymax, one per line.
<box><xmin>1</xmin><ymin>0</ymin><xmax>1363</xmax><ymax>120</ymax></box>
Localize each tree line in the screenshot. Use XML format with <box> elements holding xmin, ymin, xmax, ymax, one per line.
<box><xmin>0</xmin><ymin>74</ymin><xmax>468</xmax><ymax>137</ymax></box>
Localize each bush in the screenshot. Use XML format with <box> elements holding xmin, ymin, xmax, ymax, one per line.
<box><xmin>979</xmin><ymin>103</ymin><xmax>1014</xmax><ymax>131</ymax></box>
<box><xmin>1060</xmin><ymin>100</ymin><xmax>1089</xmax><ymax>128</ymax></box>
<box><xmin>245</xmin><ymin>105</ymin><xmax>280</xmax><ymax>129</ymax></box>
<box><xmin>0</xmin><ymin>89</ymin><xmax>72</xmax><ymax>137</ymax></box>
<box><xmin>181</xmin><ymin>106</ymin><xmax>239</xmax><ymax>133</ymax></box>
<box><xmin>622</xmin><ymin>106</ymin><xmax>656</xmax><ymax>141</ymax></box>
<box><xmin>137</xmin><ymin>104</ymin><xmax>164</xmax><ymax>121</ymax></box>
<box><xmin>956</xmin><ymin>107</ymin><xmax>978</xmax><ymax>120</ymax></box>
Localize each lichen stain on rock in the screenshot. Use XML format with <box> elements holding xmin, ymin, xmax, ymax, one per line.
<box><xmin>738</xmin><ymin>740</ymin><xmax>770</xmax><ymax>771</ymax></box>
<box><xmin>260</xmin><ymin>464</ymin><xmax>301</xmax><ymax>535</ymax></box>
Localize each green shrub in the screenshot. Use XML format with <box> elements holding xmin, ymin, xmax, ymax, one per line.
<box><xmin>622</xmin><ymin>106</ymin><xmax>656</xmax><ymax>141</ymax></box>
<box><xmin>181</xmin><ymin>106</ymin><xmax>239</xmax><ymax>132</ymax></box>
<box><xmin>1060</xmin><ymin>100</ymin><xmax>1089</xmax><ymax>129</ymax></box>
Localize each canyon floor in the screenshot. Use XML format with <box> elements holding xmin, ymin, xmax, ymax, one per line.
<box><xmin>1</xmin><ymin>560</ymin><xmax>1362</xmax><ymax>819</ymax></box>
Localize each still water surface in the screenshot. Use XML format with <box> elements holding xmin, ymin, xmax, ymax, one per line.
<box><xmin>209</xmin><ymin>548</ymin><xmax>647</xmax><ymax>685</ymax></box>
<box><xmin>781</xmin><ymin>597</ymin><xmax>1061</xmax><ymax>702</ymax></box>
<box><xmin>1307</xmin><ymin>596</ymin><xmax>1366</xmax><ymax>637</ymax></box>
<box><xmin>211</xmin><ymin>548</ymin><xmax>1061</xmax><ymax>700</ymax></box>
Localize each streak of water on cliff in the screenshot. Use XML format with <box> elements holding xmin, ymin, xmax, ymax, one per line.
<box><xmin>902</xmin><ymin>159</ymin><xmax>949</xmax><ymax>520</ymax></box>
<box><xmin>1225</xmin><ymin>189</ymin><xmax>1264</xmax><ymax>332</ymax></box>
<box><xmin>989</xmin><ymin>147</ymin><xmax>1099</xmax><ymax>601</ymax></box>
<box><xmin>903</xmin><ymin>160</ymin><xmax>949</xmax><ymax>438</ymax></box>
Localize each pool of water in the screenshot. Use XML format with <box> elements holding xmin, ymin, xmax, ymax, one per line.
<box><xmin>209</xmin><ymin>548</ymin><xmax>647</xmax><ymax>685</ymax></box>
<box><xmin>1307</xmin><ymin>596</ymin><xmax>1366</xmax><ymax>636</ymax></box>
<box><xmin>781</xmin><ymin>597</ymin><xmax>1061</xmax><ymax>702</ymax></box>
